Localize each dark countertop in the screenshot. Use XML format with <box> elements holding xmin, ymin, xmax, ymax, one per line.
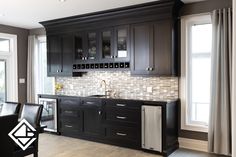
<box><xmin>38</xmin><ymin>94</ymin><xmax>178</xmax><ymax>103</ymax></box>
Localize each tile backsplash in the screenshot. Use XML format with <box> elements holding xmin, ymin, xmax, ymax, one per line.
<box><xmin>56</xmin><ymin>71</ymin><xmax>178</xmax><ymax>100</ymax></box>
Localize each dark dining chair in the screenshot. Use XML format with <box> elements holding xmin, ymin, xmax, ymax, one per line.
<box><xmin>0</xmin><ymin>102</ymin><xmax>21</xmax><ymax>116</ymax></box>
<box><xmin>0</xmin><ymin>114</ymin><xmax>18</xmax><ymax>157</ymax></box>
<box><xmin>13</xmin><ymin>103</ymin><xmax>43</xmax><ymax>157</ymax></box>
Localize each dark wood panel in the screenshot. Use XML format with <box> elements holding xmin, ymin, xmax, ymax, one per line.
<box><xmin>131</xmin><ymin>23</ymin><xmax>151</xmax><ymax>75</ymax></box>
<box><xmin>61</xmin><ymin>35</ymin><xmax>74</xmax><ymax>75</ymax></box>
<box><xmin>151</xmin><ymin>19</ymin><xmax>172</xmax><ymax>75</ymax></box>
<box><xmin>47</xmin><ymin>35</ymin><xmax>62</xmax><ymax>76</ymax></box>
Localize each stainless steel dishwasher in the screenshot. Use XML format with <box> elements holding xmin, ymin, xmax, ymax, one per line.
<box><xmin>142</xmin><ymin>105</ymin><xmax>162</xmax><ymax>152</ymax></box>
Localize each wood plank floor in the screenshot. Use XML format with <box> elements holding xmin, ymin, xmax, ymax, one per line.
<box><xmin>27</xmin><ymin>133</ymin><xmax>225</xmax><ymax>157</ymax></box>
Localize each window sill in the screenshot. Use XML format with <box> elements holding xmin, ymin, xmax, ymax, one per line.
<box><xmin>181</xmin><ymin>123</ymin><xmax>208</xmax><ymax>133</ymax></box>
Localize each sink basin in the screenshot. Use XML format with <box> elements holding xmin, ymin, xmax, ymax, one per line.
<box><xmin>88</xmin><ymin>95</ymin><xmax>108</xmax><ymax>98</ymax></box>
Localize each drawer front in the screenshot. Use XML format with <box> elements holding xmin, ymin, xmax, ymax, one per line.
<box><xmin>81</xmin><ymin>98</ymin><xmax>102</xmax><ymax>107</ymax></box>
<box><xmin>106</xmin><ymin>126</ymin><xmax>140</xmax><ymax>142</ymax></box>
<box><xmin>104</xmin><ymin>99</ymin><xmax>142</xmax><ymax>109</ymax></box>
<box><xmin>59</xmin><ymin>98</ymin><xmax>80</xmax><ymax>110</ymax></box>
<box><xmin>105</xmin><ymin>108</ymin><xmax>140</xmax><ymax>124</ymax></box>
<box><xmin>60</xmin><ymin>109</ymin><xmax>81</xmax><ymax>118</ymax></box>
<box><xmin>60</xmin><ymin>118</ymin><xmax>82</xmax><ymax>132</ymax></box>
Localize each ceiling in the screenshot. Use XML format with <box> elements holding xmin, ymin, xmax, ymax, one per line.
<box><xmin>0</xmin><ymin>0</ymin><xmax>205</xmax><ymax>29</ymax></box>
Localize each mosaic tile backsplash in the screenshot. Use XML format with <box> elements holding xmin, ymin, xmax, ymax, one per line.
<box><xmin>56</xmin><ymin>71</ymin><xmax>178</xmax><ymax>100</ymax></box>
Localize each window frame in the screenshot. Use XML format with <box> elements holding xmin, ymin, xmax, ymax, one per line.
<box><xmin>36</xmin><ymin>36</ymin><xmax>55</xmax><ymax>99</ymax></box>
<box><xmin>0</xmin><ymin>33</ymin><xmax>18</xmax><ymax>102</ymax></box>
<box><xmin>180</xmin><ymin>14</ymin><xmax>212</xmax><ymax>132</ymax></box>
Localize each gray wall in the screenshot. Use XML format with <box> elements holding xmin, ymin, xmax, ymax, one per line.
<box><xmin>180</xmin><ymin>0</ymin><xmax>232</xmax><ymax>16</ymax></box>
<box><xmin>29</xmin><ymin>28</ymin><xmax>46</xmax><ymax>36</ymax></box>
<box><xmin>0</xmin><ymin>24</ymin><xmax>29</xmax><ymax>104</ymax></box>
<box><xmin>179</xmin><ymin>0</ymin><xmax>232</xmax><ymax>141</ymax></box>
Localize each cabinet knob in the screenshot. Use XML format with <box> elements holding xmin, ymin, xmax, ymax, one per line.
<box><xmin>146</xmin><ymin>67</ymin><xmax>149</xmax><ymax>71</ymax></box>
<box><xmin>57</xmin><ymin>70</ymin><xmax>59</xmax><ymax>73</ymax></box>
<box><xmin>110</xmin><ymin>56</ymin><xmax>113</xmax><ymax>59</ymax></box>
<box><xmin>98</xmin><ymin>111</ymin><xmax>102</xmax><ymax>115</ymax></box>
<box><xmin>149</xmin><ymin>67</ymin><xmax>153</xmax><ymax>71</ymax></box>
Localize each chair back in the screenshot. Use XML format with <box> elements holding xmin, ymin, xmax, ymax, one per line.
<box><xmin>0</xmin><ymin>114</ymin><xmax>18</xmax><ymax>157</ymax></box>
<box><xmin>19</xmin><ymin>103</ymin><xmax>43</xmax><ymax>129</ymax></box>
<box><xmin>0</xmin><ymin>102</ymin><xmax>21</xmax><ymax>116</ymax></box>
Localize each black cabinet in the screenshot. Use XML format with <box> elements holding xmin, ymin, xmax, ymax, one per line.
<box><xmin>131</xmin><ymin>19</ymin><xmax>177</xmax><ymax>76</ymax></box>
<box><xmin>102</xmin><ymin>99</ymin><xmax>142</xmax><ymax>148</ymax></box>
<box><xmin>58</xmin><ymin>98</ymin><xmax>82</xmax><ymax>137</ymax></box>
<box><xmin>75</xmin><ymin>31</ymin><xmax>99</xmax><ymax>63</ymax></box>
<box><xmin>40</xmin><ymin>94</ymin><xmax>179</xmax><ymax>156</ymax></box>
<box><xmin>47</xmin><ymin>34</ymin><xmax>74</xmax><ymax>76</ymax></box>
<box><xmin>80</xmin><ymin>98</ymin><xmax>105</xmax><ymax>137</ymax></box>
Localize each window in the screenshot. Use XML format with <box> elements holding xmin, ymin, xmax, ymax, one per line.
<box><xmin>35</xmin><ymin>36</ymin><xmax>55</xmax><ymax>101</ymax></box>
<box><xmin>0</xmin><ymin>33</ymin><xmax>18</xmax><ymax>104</ymax></box>
<box><xmin>0</xmin><ymin>38</ymin><xmax>10</xmax><ymax>52</ymax></box>
<box><xmin>0</xmin><ymin>60</ymin><xmax>6</xmax><ymax>103</ymax></box>
<box><xmin>181</xmin><ymin>15</ymin><xmax>212</xmax><ymax>132</ymax></box>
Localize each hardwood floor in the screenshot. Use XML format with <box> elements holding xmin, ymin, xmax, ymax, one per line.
<box><xmin>27</xmin><ymin>133</ymin><xmax>225</xmax><ymax>157</ymax></box>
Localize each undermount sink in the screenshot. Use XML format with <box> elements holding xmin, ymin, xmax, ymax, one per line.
<box><xmin>88</xmin><ymin>95</ymin><xmax>108</xmax><ymax>98</ymax></box>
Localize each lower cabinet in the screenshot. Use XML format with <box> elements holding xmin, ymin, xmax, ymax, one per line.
<box><xmin>57</xmin><ymin>97</ymin><xmax>178</xmax><ymax>156</ymax></box>
<box><xmin>81</xmin><ymin>101</ymin><xmax>105</xmax><ymax>137</ymax></box>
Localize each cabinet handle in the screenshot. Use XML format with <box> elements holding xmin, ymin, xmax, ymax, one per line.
<box><xmin>65</xmin><ymin>125</ymin><xmax>73</xmax><ymax>128</ymax></box>
<box><xmin>85</xmin><ymin>101</ymin><xmax>95</xmax><ymax>105</ymax></box>
<box><xmin>65</xmin><ymin>111</ymin><xmax>73</xmax><ymax>114</ymax></box>
<box><xmin>116</xmin><ymin>116</ymin><xmax>127</xmax><ymax>120</ymax></box>
<box><xmin>98</xmin><ymin>111</ymin><xmax>102</xmax><ymax>115</ymax></box>
<box><xmin>116</xmin><ymin>104</ymin><xmax>126</xmax><ymax>107</ymax></box>
<box><xmin>116</xmin><ymin>132</ymin><xmax>127</xmax><ymax>136</ymax></box>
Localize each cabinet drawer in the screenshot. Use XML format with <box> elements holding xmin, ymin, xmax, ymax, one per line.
<box><xmin>60</xmin><ymin>118</ymin><xmax>82</xmax><ymax>132</ymax></box>
<box><xmin>105</xmin><ymin>108</ymin><xmax>140</xmax><ymax>124</ymax></box>
<box><xmin>106</xmin><ymin>126</ymin><xmax>139</xmax><ymax>142</ymax></box>
<box><xmin>60</xmin><ymin>109</ymin><xmax>81</xmax><ymax>118</ymax></box>
<box><xmin>81</xmin><ymin>98</ymin><xmax>102</xmax><ymax>107</ymax></box>
<box><xmin>104</xmin><ymin>99</ymin><xmax>141</xmax><ymax>109</ymax></box>
<box><xmin>59</xmin><ymin>98</ymin><xmax>80</xmax><ymax>109</ymax></box>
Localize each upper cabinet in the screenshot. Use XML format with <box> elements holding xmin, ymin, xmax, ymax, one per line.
<box><xmin>75</xmin><ymin>31</ymin><xmax>99</xmax><ymax>63</ymax></box>
<box><xmin>114</xmin><ymin>26</ymin><xmax>130</xmax><ymax>62</ymax></box>
<box><xmin>131</xmin><ymin>19</ymin><xmax>177</xmax><ymax>76</ymax></box>
<box><xmin>47</xmin><ymin>34</ymin><xmax>74</xmax><ymax>76</ymax></box>
<box><xmin>41</xmin><ymin>0</ymin><xmax>183</xmax><ymax>77</ymax></box>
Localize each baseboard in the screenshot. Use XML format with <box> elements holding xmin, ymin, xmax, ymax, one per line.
<box><xmin>179</xmin><ymin>137</ymin><xmax>208</xmax><ymax>152</ymax></box>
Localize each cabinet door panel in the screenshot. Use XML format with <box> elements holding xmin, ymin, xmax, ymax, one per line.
<box><xmin>100</xmin><ymin>29</ymin><xmax>114</xmax><ymax>62</ymax></box>
<box><xmin>82</xmin><ymin>107</ymin><xmax>105</xmax><ymax>137</ymax></box>
<box><xmin>114</xmin><ymin>26</ymin><xmax>130</xmax><ymax>62</ymax></box>
<box><xmin>61</xmin><ymin>35</ymin><xmax>74</xmax><ymax>75</ymax></box>
<box><xmin>151</xmin><ymin>20</ymin><xmax>172</xmax><ymax>75</ymax></box>
<box><xmin>47</xmin><ymin>35</ymin><xmax>62</xmax><ymax>75</ymax></box>
<box><xmin>131</xmin><ymin>24</ymin><xmax>151</xmax><ymax>75</ymax></box>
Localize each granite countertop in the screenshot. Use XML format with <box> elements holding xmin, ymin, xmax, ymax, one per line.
<box><xmin>39</xmin><ymin>94</ymin><xmax>178</xmax><ymax>103</ymax></box>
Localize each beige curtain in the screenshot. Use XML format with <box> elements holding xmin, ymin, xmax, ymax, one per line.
<box><xmin>208</xmin><ymin>8</ymin><xmax>232</xmax><ymax>156</ymax></box>
<box><xmin>27</xmin><ymin>35</ymin><xmax>37</xmax><ymax>103</ymax></box>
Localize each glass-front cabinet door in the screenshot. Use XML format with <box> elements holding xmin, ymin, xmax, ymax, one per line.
<box><xmin>101</xmin><ymin>29</ymin><xmax>114</xmax><ymax>61</ymax></box>
<box><xmin>87</xmin><ymin>32</ymin><xmax>98</xmax><ymax>61</ymax></box>
<box><xmin>75</xmin><ymin>32</ymin><xmax>86</xmax><ymax>61</ymax></box>
<box><xmin>114</xmin><ymin>26</ymin><xmax>129</xmax><ymax>61</ymax></box>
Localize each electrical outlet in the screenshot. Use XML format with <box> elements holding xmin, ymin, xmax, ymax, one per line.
<box><xmin>19</xmin><ymin>78</ymin><xmax>25</xmax><ymax>84</ymax></box>
<box><xmin>147</xmin><ymin>87</ymin><xmax>153</xmax><ymax>93</ymax></box>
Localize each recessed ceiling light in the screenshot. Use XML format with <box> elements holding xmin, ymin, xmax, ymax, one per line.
<box><xmin>59</xmin><ymin>0</ymin><xmax>66</xmax><ymax>2</ymax></box>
